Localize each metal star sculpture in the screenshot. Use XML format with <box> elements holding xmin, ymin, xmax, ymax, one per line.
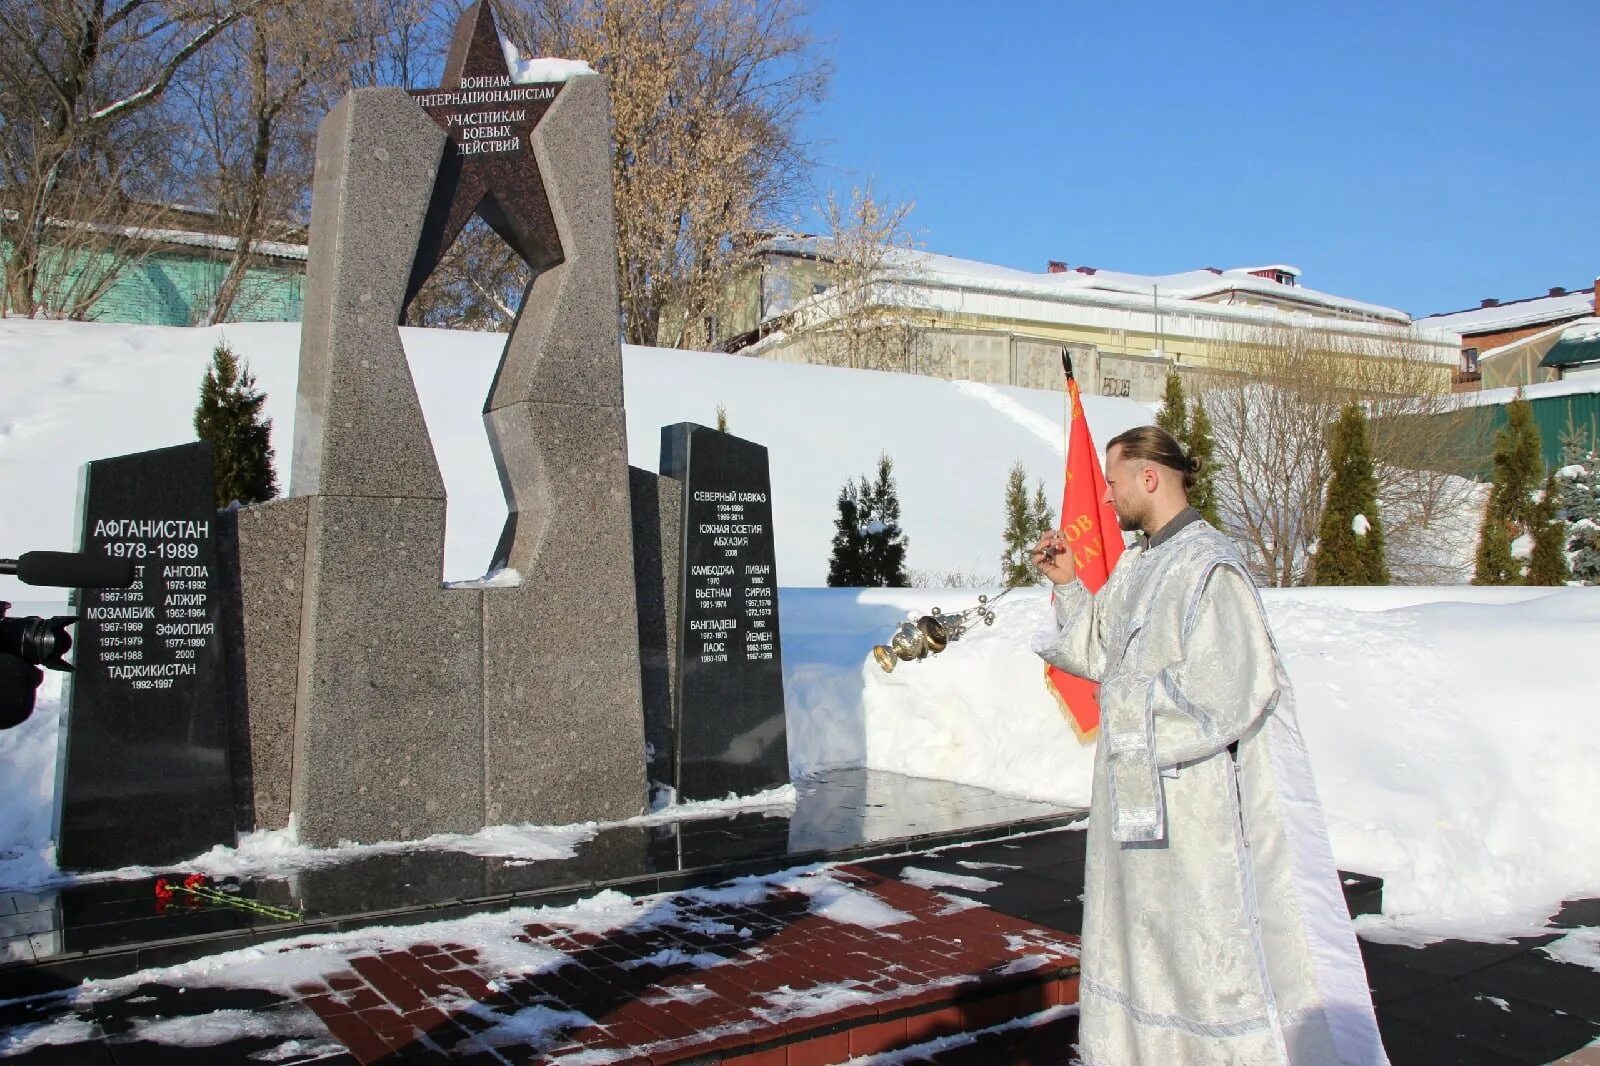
<box><xmin>404</xmin><ymin>0</ymin><xmax>566</xmax><ymax>312</ymax></box>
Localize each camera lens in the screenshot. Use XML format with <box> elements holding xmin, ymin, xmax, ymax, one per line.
<box><xmin>0</xmin><ymin>615</ymin><xmax>75</xmax><ymax>670</ymax></box>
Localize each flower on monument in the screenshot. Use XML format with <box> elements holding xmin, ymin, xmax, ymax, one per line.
<box><xmin>153</xmin><ymin>878</ymin><xmax>174</xmax><ymax>902</ymax></box>
<box><xmin>184</xmin><ymin>873</ymin><xmax>207</xmax><ymax>891</ymax></box>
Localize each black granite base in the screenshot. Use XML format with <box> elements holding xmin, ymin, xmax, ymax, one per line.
<box><xmin>0</xmin><ymin>768</ymin><xmax>1082</xmax><ymax>999</ymax></box>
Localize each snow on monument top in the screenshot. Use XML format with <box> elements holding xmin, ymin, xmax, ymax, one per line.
<box><xmin>500</xmin><ymin>38</ymin><xmax>595</xmax><ymax>83</ymax></box>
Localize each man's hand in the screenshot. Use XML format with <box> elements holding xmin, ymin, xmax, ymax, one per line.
<box><xmin>1032</xmin><ymin>530</ymin><xmax>1075</xmax><ymax>585</ymax></box>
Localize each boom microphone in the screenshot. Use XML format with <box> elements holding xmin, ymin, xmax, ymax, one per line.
<box><xmin>0</xmin><ymin>551</ymin><xmax>136</xmax><ymax>589</ymax></box>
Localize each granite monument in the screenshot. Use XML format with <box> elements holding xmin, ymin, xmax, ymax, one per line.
<box><xmin>232</xmin><ymin>0</ymin><xmax>647</xmax><ymax>846</ymax></box>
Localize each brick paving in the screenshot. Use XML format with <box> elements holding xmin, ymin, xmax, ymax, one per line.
<box><xmin>4</xmin><ymin>825</ymin><xmax>1599</xmax><ymax>1064</ymax></box>
<box><xmin>0</xmin><ymin>862</ymin><xmax>1080</xmax><ymax>1065</ymax></box>
<box><xmin>286</xmin><ymin>865</ymin><xmax>1078</xmax><ymax>1064</ymax></box>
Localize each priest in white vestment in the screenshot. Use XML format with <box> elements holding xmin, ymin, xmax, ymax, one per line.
<box><xmin>1030</xmin><ymin>425</ymin><xmax>1388</xmax><ymax>1066</ymax></box>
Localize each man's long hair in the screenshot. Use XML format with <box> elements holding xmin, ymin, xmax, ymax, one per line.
<box><xmin>1107</xmin><ymin>425</ymin><xmax>1202</xmax><ymax>493</ymax></box>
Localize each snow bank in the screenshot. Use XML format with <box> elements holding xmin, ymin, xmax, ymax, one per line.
<box><xmin>779</xmin><ymin>584</ymin><xmax>1600</xmax><ymax>939</ymax></box>
<box><xmin>0</xmin><ymin>319</ymin><xmax>1150</xmax><ymax>596</ymax></box>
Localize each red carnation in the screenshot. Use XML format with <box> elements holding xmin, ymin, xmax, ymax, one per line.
<box><xmin>154</xmin><ymin>879</ymin><xmax>173</xmax><ymax>902</ymax></box>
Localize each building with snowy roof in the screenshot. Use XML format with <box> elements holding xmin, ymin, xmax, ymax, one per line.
<box><xmin>716</xmin><ymin>237</ymin><xmax>1460</xmax><ymax>402</ymax></box>
<box><xmin>1</xmin><ymin>205</ymin><xmax>307</xmax><ymax>326</ymax></box>
<box><xmin>1416</xmin><ymin>281</ymin><xmax>1597</xmax><ymax>390</ymax></box>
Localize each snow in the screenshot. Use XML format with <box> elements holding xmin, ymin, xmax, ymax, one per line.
<box><xmin>3</xmin><ymin>319</ymin><xmax>1600</xmax><ymax>948</ymax></box>
<box><xmin>781</xmin><ymin>584</ymin><xmax>1600</xmax><ymax>940</ymax></box>
<box><xmin>130</xmin><ymin>1008</ymin><xmax>325</xmax><ymax>1048</ymax></box>
<box><xmin>1418</xmin><ymin>291</ymin><xmax>1595</xmax><ymax>335</ymax></box>
<box><xmin>0</xmin><ymin>318</ymin><xmax>1151</xmax><ymax>596</ymax></box>
<box><xmin>898</xmin><ymin>867</ymin><xmax>1001</xmax><ymax>894</ymax></box>
<box><xmin>790</xmin><ymin>873</ymin><xmax>912</xmax><ymax>929</ymax></box>
<box><xmin>470</xmin><ymin>1003</ymin><xmax>595</xmax><ymax>1048</ymax></box>
<box><xmin>0</xmin><ymin>207</ymin><xmax>306</xmax><ymax>262</ymax></box>
<box><xmin>1563</xmin><ymin>320</ymin><xmax>1600</xmax><ymax>344</ymax></box>
<box><xmin>1451</xmin><ymin>369</ymin><xmax>1600</xmax><ymax>410</ymax></box>
<box><xmin>759</xmin><ymin>236</ymin><xmax>1414</xmax><ymax>325</ymax></box>
<box><xmin>1352</xmin><ymin>513</ymin><xmax>1371</xmax><ymax>537</ymax></box>
<box><xmin>1541</xmin><ymin>927</ymin><xmax>1600</xmax><ymax>972</ymax></box>
<box><xmin>498</xmin><ymin>40</ymin><xmax>595</xmax><ymax>83</ymax></box>
<box><xmin>0</xmin><ymin>864</ymin><xmax>920</xmax><ymax>1058</ymax></box>
<box><xmin>444</xmin><ymin>566</ymin><xmax>522</xmax><ymax>589</ymax></box>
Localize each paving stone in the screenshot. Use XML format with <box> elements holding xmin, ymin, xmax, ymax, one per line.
<box><xmin>1360</xmin><ymin>936</ymin><xmax>1558</xmax><ymax>979</ymax></box>
<box><xmin>1459</xmin><ymin>950</ymin><xmax>1600</xmax><ymax>1024</ymax></box>
<box><xmin>1372</xmin><ymin>1011</ymin><xmax>1523</xmax><ymax>1066</ymax></box>
<box><xmin>1384</xmin><ymin>980</ymin><xmax>1600</xmax><ymax>1064</ymax></box>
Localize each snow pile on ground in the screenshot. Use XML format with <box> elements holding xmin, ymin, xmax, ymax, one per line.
<box><xmin>1543</xmin><ymin>927</ymin><xmax>1600</xmax><ymax>972</ymax></box>
<box><xmin>0</xmin><ymin>318</ymin><xmax>1151</xmax><ymax>596</ymax></box>
<box><xmin>780</xmin><ymin>584</ymin><xmax>1600</xmax><ymax>940</ymax></box>
<box><xmin>8</xmin><ymin>581</ymin><xmax>1593</xmax><ymax>939</ymax></box>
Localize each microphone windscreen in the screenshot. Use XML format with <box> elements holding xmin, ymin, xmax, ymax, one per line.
<box><xmin>16</xmin><ymin>551</ymin><xmax>135</xmax><ymax>589</ymax></box>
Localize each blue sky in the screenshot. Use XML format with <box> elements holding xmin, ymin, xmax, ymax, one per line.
<box><xmin>796</xmin><ymin>1</ymin><xmax>1598</xmax><ymax>319</ymax></box>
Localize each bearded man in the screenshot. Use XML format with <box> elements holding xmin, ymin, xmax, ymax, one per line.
<box><xmin>1031</xmin><ymin>425</ymin><xmax>1387</xmax><ymax>1065</ymax></box>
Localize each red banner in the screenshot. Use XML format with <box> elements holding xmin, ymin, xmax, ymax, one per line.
<box><xmin>1046</xmin><ymin>377</ymin><xmax>1125</xmax><ymax>740</ymax></box>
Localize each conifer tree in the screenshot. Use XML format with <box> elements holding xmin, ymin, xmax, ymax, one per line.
<box><xmin>1185</xmin><ymin>398</ymin><xmax>1220</xmax><ymax>527</ymax></box>
<box><xmin>1311</xmin><ymin>403</ymin><xmax>1388</xmax><ymax>585</ymax></box>
<box><xmin>1157</xmin><ymin>372</ymin><xmax>1188</xmax><ymax>440</ymax></box>
<box><xmin>1155</xmin><ymin>372</ymin><xmax>1220</xmax><ymax>526</ymax></box>
<box><xmin>1030</xmin><ymin>477</ymin><xmax>1056</xmax><ymax>548</ymax></box>
<box><xmin>1473</xmin><ymin>392</ymin><xmax>1544</xmax><ymax>585</ymax></box>
<box><xmin>999</xmin><ymin>462</ymin><xmax>1052</xmax><ymax>587</ymax></box>
<box><xmin>1526</xmin><ymin>472</ymin><xmax>1572</xmax><ymax>586</ymax></box>
<box><xmin>1556</xmin><ymin>424</ymin><xmax>1600</xmax><ymax>584</ymax></box>
<box><xmin>826</xmin><ymin>481</ymin><xmax>866</xmax><ymax>586</ymax></box>
<box><xmin>194</xmin><ymin>341</ymin><xmax>277</xmax><ymax>510</ymax></box>
<box><xmin>859</xmin><ymin>453</ymin><xmax>909</xmax><ymax>587</ymax></box>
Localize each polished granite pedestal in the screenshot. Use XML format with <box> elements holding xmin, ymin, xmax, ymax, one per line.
<box><xmin>0</xmin><ymin>769</ymin><xmax>1082</xmax><ymax>998</ymax></box>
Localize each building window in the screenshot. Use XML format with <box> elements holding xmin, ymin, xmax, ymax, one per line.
<box><xmin>1274</xmin><ymin>271</ymin><xmax>1296</xmax><ymax>286</ymax></box>
<box><xmin>1462</xmin><ymin>347</ymin><xmax>1479</xmax><ymax>373</ymax></box>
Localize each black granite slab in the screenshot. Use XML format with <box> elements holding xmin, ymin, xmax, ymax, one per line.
<box><xmin>57</xmin><ymin>442</ymin><xmax>236</xmax><ymax>871</ymax></box>
<box><xmin>660</xmin><ymin>423</ymin><xmax>788</xmax><ymax>801</ymax></box>
<box><xmin>0</xmin><ymin>769</ymin><xmax>1082</xmax><ymax>996</ymax></box>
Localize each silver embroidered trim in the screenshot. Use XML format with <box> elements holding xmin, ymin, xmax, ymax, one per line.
<box><xmin>1227</xmin><ymin>742</ymin><xmax>1291</xmax><ymax>1064</ymax></box>
<box><xmin>1102</xmin><ymin>524</ymin><xmax>1248</xmax><ymax>845</ymax></box>
<box><xmin>1160</xmin><ymin>667</ymin><xmax>1219</xmax><ymax>744</ymax></box>
<box><xmin>1105</xmin><ymin>732</ymin><xmax>1146</xmax><ymax>755</ymax></box>
<box><xmin>1081</xmin><ymin>974</ymin><xmax>1274</xmax><ymax>1039</ymax></box>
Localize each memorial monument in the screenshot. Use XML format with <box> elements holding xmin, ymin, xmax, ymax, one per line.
<box><xmin>232</xmin><ymin>0</ymin><xmax>648</xmax><ymax>846</ymax></box>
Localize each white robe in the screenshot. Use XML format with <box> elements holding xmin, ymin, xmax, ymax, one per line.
<box><xmin>1034</xmin><ymin>521</ymin><xmax>1388</xmax><ymax>1065</ymax></box>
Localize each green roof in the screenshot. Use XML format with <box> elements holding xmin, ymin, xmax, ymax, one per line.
<box><xmin>1540</xmin><ymin>325</ymin><xmax>1600</xmax><ymax>369</ymax></box>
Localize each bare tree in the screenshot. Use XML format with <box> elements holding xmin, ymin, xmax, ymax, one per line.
<box><xmin>500</xmin><ymin>0</ymin><xmax>829</xmax><ymax>348</ymax></box>
<box><xmin>182</xmin><ymin>4</ymin><xmax>346</xmax><ymax>322</ymax></box>
<box><xmin>0</xmin><ymin>0</ymin><xmax>261</xmax><ymax>318</ymax></box>
<box><xmin>407</xmin><ymin>216</ymin><xmax>531</xmax><ymax>331</ymax></box>
<box><xmin>788</xmin><ymin>182</ymin><xmax>925</xmax><ymax>372</ymax></box>
<box><xmin>1194</xmin><ymin>323</ymin><xmax>1485</xmax><ymax>586</ymax></box>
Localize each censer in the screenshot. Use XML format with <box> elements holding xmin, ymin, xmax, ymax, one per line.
<box><xmin>870</xmin><ymin>587</ymin><xmax>1015</xmax><ymax>673</ymax></box>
